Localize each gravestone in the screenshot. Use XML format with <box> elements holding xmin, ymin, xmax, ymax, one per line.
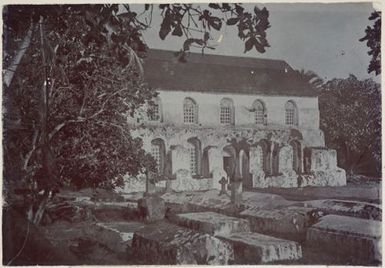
<box><xmin>137</xmin><ymin>195</ymin><xmax>165</xmax><ymax>223</ymax></box>
<box><xmin>219</xmin><ymin>177</ymin><xmax>228</xmax><ymax>196</ymax></box>
<box><xmin>144</xmin><ymin>172</ymin><xmax>156</xmax><ymax>197</ymax></box>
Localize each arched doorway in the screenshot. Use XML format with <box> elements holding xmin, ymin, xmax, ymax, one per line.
<box><xmin>223</xmin><ymin>145</ymin><xmax>237</xmax><ymax>179</ymax></box>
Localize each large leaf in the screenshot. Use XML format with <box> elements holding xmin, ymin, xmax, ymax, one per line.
<box><xmin>172</xmin><ymin>24</ymin><xmax>183</xmax><ymax>37</ymax></box>
<box><xmin>159</xmin><ymin>15</ymin><xmax>172</xmax><ymax>40</ymax></box>
<box><xmin>226</xmin><ymin>17</ymin><xmax>239</xmax><ymax>26</ymax></box>
<box><xmin>244</xmin><ymin>37</ymin><xmax>255</xmax><ymax>53</ymax></box>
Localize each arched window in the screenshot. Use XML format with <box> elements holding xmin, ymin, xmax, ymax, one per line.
<box><xmin>220</xmin><ymin>98</ymin><xmax>234</xmax><ymax>125</ymax></box>
<box><xmin>148</xmin><ymin>97</ymin><xmax>162</xmax><ymax>122</ymax></box>
<box><xmin>187</xmin><ymin>137</ymin><xmax>201</xmax><ymax>176</ymax></box>
<box><xmin>253</xmin><ymin>100</ymin><xmax>266</xmax><ymax>125</ymax></box>
<box><xmin>151</xmin><ymin>139</ymin><xmax>166</xmax><ymax>175</ymax></box>
<box><xmin>285</xmin><ymin>100</ymin><xmax>298</xmax><ymax>126</ymax></box>
<box><xmin>183</xmin><ymin>98</ymin><xmax>198</xmax><ymax>124</ymax></box>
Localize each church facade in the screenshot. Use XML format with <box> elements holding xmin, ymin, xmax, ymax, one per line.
<box><xmin>123</xmin><ymin>49</ymin><xmax>346</xmax><ymax>192</ymax></box>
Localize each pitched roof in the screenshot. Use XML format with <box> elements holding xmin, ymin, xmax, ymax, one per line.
<box><xmin>143</xmin><ymin>49</ymin><xmax>317</xmax><ymax>97</ymax></box>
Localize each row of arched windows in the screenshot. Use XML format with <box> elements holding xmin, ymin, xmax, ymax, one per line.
<box><xmin>149</xmin><ymin>97</ymin><xmax>299</xmax><ymax>126</ymax></box>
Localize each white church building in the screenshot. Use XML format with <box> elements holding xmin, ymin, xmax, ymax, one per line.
<box><xmin>123</xmin><ymin>49</ymin><xmax>346</xmax><ymax>192</ymax></box>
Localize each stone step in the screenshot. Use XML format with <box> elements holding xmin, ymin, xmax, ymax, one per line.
<box><xmin>172</xmin><ymin>212</ymin><xmax>250</xmax><ymax>236</ymax></box>
<box><xmin>218</xmin><ymin>232</ymin><xmax>302</xmax><ymax>264</ymax></box>
<box><xmin>131</xmin><ymin>221</ymin><xmax>234</xmax><ymax>265</ymax></box>
<box><xmin>306</xmin><ymin>214</ymin><xmax>381</xmax><ymax>264</ymax></box>
<box><xmin>93</xmin><ymin>221</ymin><xmax>145</xmax><ymax>253</ymax></box>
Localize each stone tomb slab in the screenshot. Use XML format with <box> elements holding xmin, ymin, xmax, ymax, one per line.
<box><xmin>218</xmin><ymin>232</ymin><xmax>302</xmax><ymax>264</ymax></box>
<box><xmin>240</xmin><ymin>206</ymin><xmax>317</xmax><ymax>241</ymax></box>
<box><xmin>131</xmin><ymin>221</ymin><xmax>234</xmax><ymax>265</ymax></box>
<box><xmin>94</xmin><ymin>221</ymin><xmax>145</xmax><ymax>253</ymax></box>
<box><xmin>173</xmin><ymin>211</ymin><xmax>250</xmax><ymax>236</ymax></box>
<box><xmin>307</xmin><ymin>214</ymin><xmax>381</xmax><ymax>263</ymax></box>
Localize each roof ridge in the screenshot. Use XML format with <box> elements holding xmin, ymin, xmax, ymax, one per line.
<box><xmin>147</xmin><ymin>48</ymin><xmax>292</xmax><ymax>70</ymax></box>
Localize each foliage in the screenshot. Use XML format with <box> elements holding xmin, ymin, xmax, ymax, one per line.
<box><xmin>3</xmin><ymin>4</ymin><xmax>270</xmax><ymax>222</ymax></box>
<box><xmin>319</xmin><ymin>75</ymin><xmax>381</xmax><ymax>175</ymax></box>
<box><xmin>156</xmin><ymin>4</ymin><xmax>270</xmax><ymax>60</ymax></box>
<box><xmin>4</xmin><ymin>5</ymin><xmax>156</xmax><ymax>193</ymax></box>
<box><xmin>360</xmin><ymin>11</ymin><xmax>381</xmax><ymax>75</ymax></box>
<box><xmin>293</xmin><ymin>69</ymin><xmax>324</xmax><ymax>91</ymax></box>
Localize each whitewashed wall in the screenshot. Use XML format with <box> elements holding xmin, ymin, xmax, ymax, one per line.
<box><xmin>129</xmin><ymin>90</ymin><xmax>320</xmax><ymax>130</ymax></box>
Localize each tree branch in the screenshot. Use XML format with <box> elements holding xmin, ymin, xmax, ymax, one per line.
<box><xmin>23</xmin><ymin>128</ymin><xmax>40</xmax><ymax>171</ymax></box>
<box><xmin>4</xmin><ymin>21</ymin><xmax>35</xmax><ymax>88</ymax></box>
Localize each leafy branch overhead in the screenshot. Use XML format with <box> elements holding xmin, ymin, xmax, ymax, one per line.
<box><xmin>156</xmin><ymin>3</ymin><xmax>270</xmax><ymax>59</ymax></box>
<box><xmin>359</xmin><ymin>11</ymin><xmax>381</xmax><ymax>75</ymax></box>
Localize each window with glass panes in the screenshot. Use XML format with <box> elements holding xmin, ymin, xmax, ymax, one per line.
<box><xmin>219</xmin><ymin>98</ymin><xmax>233</xmax><ymax>125</ymax></box>
<box><xmin>151</xmin><ymin>144</ymin><xmax>161</xmax><ymax>173</ymax></box>
<box><xmin>183</xmin><ymin>98</ymin><xmax>197</xmax><ymax>123</ymax></box>
<box><xmin>285</xmin><ymin>101</ymin><xmax>297</xmax><ymax>125</ymax></box>
<box><xmin>220</xmin><ymin>106</ymin><xmax>231</xmax><ymax>124</ymax></box>
<box><xmin>188</xmin><ymin>146</ymin><xmax>197</xmax><ymax>175</ymax></box>
<box><xmin>253</xmin><ymin>100</ymin><xmax>265</xmax><ymax>125</ymax></box>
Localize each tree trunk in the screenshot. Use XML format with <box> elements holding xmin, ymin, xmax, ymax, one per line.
<box><xmin>3</xmin><ymin>21</ymin><xmax>34</xmax><ymax>88</ymax></box>
<box><xmin>343</xmin><ymin>141</ymin><xmax>354</xmax><ymax>177</ymax></box>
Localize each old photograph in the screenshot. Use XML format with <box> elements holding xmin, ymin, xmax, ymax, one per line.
<box><xmin>2</xmin><ymin>2</ymin><xmax>381</xmax><ymax>265</ymax></box>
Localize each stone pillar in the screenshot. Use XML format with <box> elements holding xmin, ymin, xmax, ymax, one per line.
<box><xmin>250</xmin><ymin>146</ymin><xmax>263</xmax><ymax>173</ymax></box>
<box><xmin>230</xmin><ymin>181</ymin><xmax>242</xmax><ymax>205</ymax></box>
<box><xmin>250</xmin><ymin>145</ymin><xmax>265</xmax><ymax>188</ymax></box>
<box><xmin>279</xmin><ymin>145</ymin><xmax>294</xmax><ymax>174</ymax></box>
<box><xmin>208</xmin><ymin>147</ymin><xmax>223</xmax><ymax>175</ymax></box>
<box><xmin>171</xmin><ymin>145</ymin><xmax>190</xmax><ymax>175</ymax></box>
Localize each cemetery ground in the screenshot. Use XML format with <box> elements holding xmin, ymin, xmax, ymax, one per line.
<box><xmin>3</xmin><ymin>176</ymin><xmax>381</xmax><ymax>265</ymax></box>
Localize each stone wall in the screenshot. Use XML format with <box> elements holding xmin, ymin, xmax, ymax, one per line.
<box><xmin>118</xmin><ymin>127</ymin><xmax>345</xmax><ymax>193</ymax></box>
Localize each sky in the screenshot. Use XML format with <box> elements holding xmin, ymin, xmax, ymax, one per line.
<box><xmin>132</xmin><ymin>2</ymin><xmax>379</xmax><ymax>82</ymax></box>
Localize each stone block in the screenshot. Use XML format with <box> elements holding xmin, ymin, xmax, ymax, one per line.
<box><xmin>171</xmin><ymin>145</ymin><xmax>190</xmax><ymax>174</ymax></box>
<box><xmin>155</xmin><ymin>180</ymin><xmax>167</xmax><ymax>188</ymax></box>
<box><xmin>172</xmin><ymin>212</ymin><xmax>250</xmax><ymax>236</ymax></box>
<box><xmin>301</xmin><ymin>199</ymin><xmax>381</xmax><ymax>221</ymax></box>
<box><xmin>94</xmin><ymin>221</ymin><xmax>145</xmax><ymax>252</ymax></box>
<box><xmin>218</xmin><ymin>232</ymin><xmax>302</xmax><ymax>264</ymax></box>
<box><xmin>119</xmin><ymin>175</ymin><xmax>146</xmax><ymax>193</ymax></box>
<box><xmin>171</xmin><ymin>169</ymin><xmax>213</xmax><ymax>192</ymax></box>
<box><xmin>131</xmin><ymin>222</ymin><xmax>234</xmax><ymax>264</ymax></box>
<box><xmin>299</xmin><ymin>168</ymin><xmax>346</xmax><ymax>187</ymax></box>
<box><xmin>240</xmin><ymin>206</ymin><xmax>318</xmax><ymax>241</ymax></box>
<box><xmin>307</xmin><ymin>214</ymin><xmax>381</xmax><ymax>263</ymax></box>
<box><xmin>137</xmin><ymin>196</ymin><xmax>165</xmax><ymax>222</ymax></box>
<box><xmin>253</xmin><ymin>173</ymin><xmax>298</xmax><ymax>188</ymax></box>
<box><xmin>305</xmin><ymin>148</ymin><xmax>338</xmax><ymax>172</ymax></box>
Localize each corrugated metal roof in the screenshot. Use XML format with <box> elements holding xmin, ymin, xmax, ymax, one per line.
<box><xmin>143</xmin><ymin>49</ymin><xmax>317</xmax><ymax>97</ymax></box>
